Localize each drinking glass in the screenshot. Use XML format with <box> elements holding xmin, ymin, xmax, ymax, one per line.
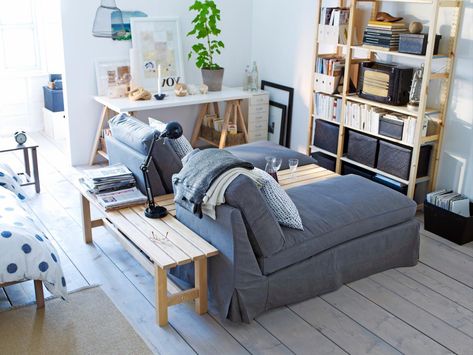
<box><xmin>264</xmin><ymin>156</ymin><xmax>278</xmax><ymax>181</ymax></box>
<box><xmin>288</xmin><ymin>159</ymin><xmax>299</xmax><ymax>178</ymax></box>
<box><xmin>272</xmin><ymin>157</ymin><xmax>282</xmax><ymax>172</ymax></box>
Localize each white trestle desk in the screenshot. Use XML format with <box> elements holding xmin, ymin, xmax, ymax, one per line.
<box><xmin>91</xmin><ymin>87</ymin><xmax>269</xmax><ymax>165</ymax></box>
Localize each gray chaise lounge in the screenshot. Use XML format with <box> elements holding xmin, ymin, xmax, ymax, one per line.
<box><xmin>105</xmin><ymin>115</ymin><xmax>420</xmax><ymax>323</ymax></box>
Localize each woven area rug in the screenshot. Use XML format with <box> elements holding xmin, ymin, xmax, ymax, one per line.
<box><xmin>0</xmin><ymin>287</ymin><xmax>152</xmax><ymax>354</ymax></box>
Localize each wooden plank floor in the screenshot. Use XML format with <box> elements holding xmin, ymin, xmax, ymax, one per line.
<box><xmin>1</xmin><ymin>132</ymin><xmax>473</xmax><ymax>354</ymax></box>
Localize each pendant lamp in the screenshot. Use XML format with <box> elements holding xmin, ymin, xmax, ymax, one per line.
<box><xmin>92</xmin><ymin>0</ymin><xmax>126</xmax><ymax>39</ymax></box>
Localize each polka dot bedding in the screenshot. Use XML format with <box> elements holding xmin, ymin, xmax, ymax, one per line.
<box><xmin>0</xmin><ymin>163</ymin><xmax>27</xmax><ymax>201</ymax></box>
<box><xmin>0</xmin><ymin>181</ymin><xmax>67</xmax><ymax>299</ymax></box>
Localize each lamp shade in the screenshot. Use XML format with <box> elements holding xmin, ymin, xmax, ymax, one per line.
<box><xmin>160</xmin><ymin>122</ymin><xmax>183</xmax><ymax>140</ymax></box>
<box><xmin>92</xmin><ymin>0</ymin><xmax>125</xmax><ymax>39</ymax></box>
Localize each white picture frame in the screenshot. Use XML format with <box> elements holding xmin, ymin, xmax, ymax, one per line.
<box><xmin>95</xmin><ymin>58</ymin><xmax>130</xmax><ymax>97</ymax></box>
<box><xmin>130</xmin><ymin>17</ymin><xmax>185</xmax><ymax>93</ymax></box>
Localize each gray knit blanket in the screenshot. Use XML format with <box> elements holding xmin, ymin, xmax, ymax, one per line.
<box><xmin>172</xmin><ymin>149</ymin><xmax>254</xmax><ymax>216</ymax></box>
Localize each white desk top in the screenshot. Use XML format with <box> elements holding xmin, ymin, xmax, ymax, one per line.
<box><xmin>94</xmin><ymin>87</ymin><xmax>263</xmax><ymax>113</ymax></box>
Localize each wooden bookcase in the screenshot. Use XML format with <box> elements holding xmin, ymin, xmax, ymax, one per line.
<box><xmin>307</xmin><ymin>0</ymin><xmax>463</xmax><ymax>199</ymax></box>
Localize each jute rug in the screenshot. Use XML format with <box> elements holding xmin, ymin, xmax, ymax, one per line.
<box><xmin>0</xmin><ymin>287</ymin><xmax>152</xmax><ymax>355</ymax></box>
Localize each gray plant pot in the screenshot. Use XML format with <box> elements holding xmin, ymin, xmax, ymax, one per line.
<box><xmin>202</xmin><ymin>68</ymin><xmax>224</xmax><ymax>92</ymax></box>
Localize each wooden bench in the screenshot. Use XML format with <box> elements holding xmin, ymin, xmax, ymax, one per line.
<box><xmin>77</xmin><ymin>184</ymin><xmax>218</xmax><ymax>327</ymax></box>
<box><xmin>0</xmin><ymin>280</ymin><xmax>44</xmax><ymax>309</ymax></box>
<box><xmin>77</xmin><ymin>164</ymin><xmax>336</xmax><ymax>326</ymax></box>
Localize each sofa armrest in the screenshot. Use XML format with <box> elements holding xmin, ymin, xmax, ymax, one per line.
<box><xmin>175</xmin><ymin>204</ymin><xmax>268</xmax><ymax>322</ymax></box>
<box><xmin>105</xmin><ymin>136</ymin><xmax>166</xmax><ymax>196</ymax></box>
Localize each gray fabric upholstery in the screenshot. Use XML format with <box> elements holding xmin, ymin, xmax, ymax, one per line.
<box><xmin>226</xmin><ymin>141</ymin><xmax>316</xmax><ymax>170</ymax></box>
<box><xmin>259</xmin><ymin>174</ymin><xmax>417</xmax><ymax>274</ymax></box>
<box><xmin>106</xmin><ymin>136</ymin><xmax>166</xmax><ymax>196</ymax></box>
<box><xmin>175</xmin><ymin>201</ymin><xmax>419</xmax><ymax>323</ymax></box>
<box><xmin>109</xmin><ymin>113</ymin><xmax>155</xmax><ymax>155</ymax></box>
<box><xmin>106</xmin><ymin>114</ymin><xmax>182</xmax><ymax>194</ymax></box>
<box><xmin>224</xmin><ymin>175</ymin><xmax>285</xmax><ymax>257</ymax></box>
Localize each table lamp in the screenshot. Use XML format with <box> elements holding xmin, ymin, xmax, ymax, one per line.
<box><xmin>141</xmin><ymin>122</ymin><xmax>183</xmax><ymax>219</ymax></box>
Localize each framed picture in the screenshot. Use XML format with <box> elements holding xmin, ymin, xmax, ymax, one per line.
<box><xmin>130</xmin><ymin>17</ymin><xmax>185</xmax><ymax>93</ymax></box>
<box><xmin>268</xmin><ymin>101</ymin><xmax>287</xmax><ymax>146</ymax></box>
<box><xmin>95</xmin><ymin>59</ymin><xmax>130</xmax><ymax>96</ymax></box>
<box><xmin>261</xmin><ymin>80</ymin><xmax>294</xmax><ymax>147</ymax></box>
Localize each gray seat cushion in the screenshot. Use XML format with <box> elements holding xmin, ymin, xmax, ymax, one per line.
<box><xmin>109</xmin><ymin>113</ymin><xmax>155</xmax><ymax>155</ymax></box>
<box><xmin>226</xmin><ymin>141</ymin><xmax>316</xmax><ymax>170</ymax></box>
<box><xmin>259</xmin><ymin>174</ymin><xmax>417</xmax><ymax>274</ymax></box>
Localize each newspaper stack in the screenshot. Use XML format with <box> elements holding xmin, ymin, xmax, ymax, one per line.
<box><xmin>95</xmin><ymin>187</ymin><xmax>147</xmax><ymax>210</ymax></box>
<box><xmin>80</xmin><ymin>164</ymin><xmax>136</xmax><ymax>194</ymax></box>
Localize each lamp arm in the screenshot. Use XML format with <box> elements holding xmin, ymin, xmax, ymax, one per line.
<box><xmin>140</xmin><ymin>132</ymin><xmax>161</xmax><ymax>209</ymax></box>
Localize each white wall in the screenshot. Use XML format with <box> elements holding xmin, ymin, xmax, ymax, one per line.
<box><xmin>61</xmin><ymin>0</ymin><xmax>253</xmax><ymax>165</ymax></box>
<box><xmin>252</xmin><ymin>0</ymin><xmax>473</xmax><ymax>198</ymax></box>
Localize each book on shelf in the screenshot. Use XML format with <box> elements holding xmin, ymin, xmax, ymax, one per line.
<box><xmin>367</xmin><ymin>21</ymin><xmax>407</xmax><ymax>29</ymax></box>
<box><xmin>316</xmin><ymin>56</ymin><xmax>345</xmax><ymax>76</ymax></box>
<box><xmin>363</xmin><ymin>21</ymin><xmax>407</xmax><ymax>51</ymax></box>
<box><xmin>344</xmin><ymin>102</ymin><xmax>423</xmax><ymax>145</ymax></box>
<box><xmin>96</xmin><ymin>187</ymin><xmax>147</xmax><ymax>210</ymax></box>
<box><xmin>320</xmin><ymin>7</ymin><xmax>349</xmax><ymax>26</ymax></box>
<box><xmin>80</xmin><ymin>164</ymin><xmax>136</xmax><ymax>194</ymax></box>
<box><xmin>314</xmin><ymin>93</ymin><xmax>342</xmax><ymax>123</ymax></box>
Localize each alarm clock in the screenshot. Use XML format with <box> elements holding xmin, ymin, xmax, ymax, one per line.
<box><xmin>14</xmin><ymin>131</ymin><xmax>27</xmax><ymax>145</ymax></box>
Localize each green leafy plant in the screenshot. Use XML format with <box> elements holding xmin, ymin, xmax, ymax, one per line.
<box><xmin>187</xmin><ymin>0</ymin><xmax>224</xmax><ymax>70</ymax></box>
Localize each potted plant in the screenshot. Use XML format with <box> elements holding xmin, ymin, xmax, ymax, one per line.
<box><xmin>187</xmin><ymin>0</ymin><xmax>225</xmax><ymax>91</ymax></box>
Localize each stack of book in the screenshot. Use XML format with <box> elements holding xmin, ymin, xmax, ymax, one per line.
<box><xmin>315</xmin><ymin>56</ymin><xmax>345</xmax><ymax>76</ymax></box>
<box><xmin>80</xmin><ymin>164</ymin><xmax>146</xmax><ymax>210</ymax></box>
<box><xmin>314</xmin><ymin>93</ymin><xmax>343</xmax><ymax>123</ymax></box>
<box><xmin>427</xmin><ymin>190</ymin><xmax>471</xmax><ymax>217</ymax></box>
<box><xmin>363</xmin><ymin>21</ymin><xmax>408</xmax><ymax>51</ymax></box>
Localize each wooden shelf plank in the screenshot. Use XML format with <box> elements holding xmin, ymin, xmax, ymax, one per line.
<box><xmin>310</xmin><ymin>146</ymin><xmax>338</xmax><ymax>158</ymax></box>
<box><xmin>312</xmin><ymin>115</ymin><xmax>341</xmax><ymax>126</ymax></box>
<box><xmin>345</xmin><ymin>95</ymin><xmax>439</xmax><ymax>117</ymax></box>
<box><xmin>341</xmin><ymin>157</ymin><xmax>410</xmax><ymax>185</ymax></box>
<box><xmin>97</xmin><ymin>150</ymin><xmax>109</xmax><ymax>160</ymax></box>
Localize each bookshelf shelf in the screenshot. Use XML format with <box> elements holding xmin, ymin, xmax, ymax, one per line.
<box><xmin>310</xmin><ymin>146</ymin><xmax>338</xmax><ymax>158</ymax></box>
<box><xmin>312</xmin><ymin>114</ymin><xmax>341</xmax><ymax>125</ymax></box>
<box><xmin>345</xmin><ymin>95</ymin><xmax>439</xmax><ymax>116</ymax></box>
<box><xmin>307</xmin><ymin>0</ymin><xmax>463</xmax><ymax>199</ymax></box>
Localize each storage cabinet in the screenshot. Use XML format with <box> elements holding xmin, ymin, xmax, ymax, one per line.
<box><xmin>245</xmin><ymin>92</ymin><xmax>269</xmax><ymax>143</ymax></box>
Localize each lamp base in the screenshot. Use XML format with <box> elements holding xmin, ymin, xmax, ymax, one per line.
<box><xmin>144</xmin><ymin>205</ymin><xmax>168</xmax><ymax>219</ymax></box>
<box><xmin>154</xmin><ymin>93</ymin><xmax>166</xmax><ymax>101</ymax></box>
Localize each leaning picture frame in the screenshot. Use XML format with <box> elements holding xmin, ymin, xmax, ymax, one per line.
<box><xmin>261</xmin><ymin>80</ymin><xmax>294</xmax><ymax>147</ymax></box>
<box><xmin>130</xmin><ymin>17</ymin><xmax>185</xmax><ymax>93</ymax></box>
<box><xmin>95</xmin><ymin>58</ymin><xmax>130</xmax><ymax>97</ymax></box>
<box><xmin>268</xmin><ymin>101</ymin><xmax>287</xmax><ymax>146</ymax></box>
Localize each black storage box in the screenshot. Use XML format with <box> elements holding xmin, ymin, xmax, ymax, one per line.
<box><xmin>312</xmin><ymin>151</ymin><xmax>336</xmax><ymax>172</ymax></box>
<box><xmin>342</xmin><ymin>162</ymin><xmax>375</xmax><ymax>180</ymax></box>
<box><xmin>313</xmin><ymin>119</ymin><xmax>339</xmax><ymax>154</ymax></box>
<box><xmin>379</xmin><ymin>116</ymin><xmax>404</xmax><ymax>140</ymax></box>
<box><xmin>399</xmin><ymin>34</ymin><xmax>441</xmax><ymax>56</ymax></box>
<box><xmin>424</xmin><ymin>201</ymin><xmax>473</xmax><ymax>245</ymax></box>
<box><xmin>377</xmin><ymin>141</ymin><xmax>432</xmax><ymax>180</ymax></box>
<box><xmin>373</xmin><ymin>174</ymin><xmax>408</xmax><ymax>194</ymax></box>
<box><xmin>346</xmin><ymin>130</ymin><xmax>378</xmax><ymax>167</ymax></box>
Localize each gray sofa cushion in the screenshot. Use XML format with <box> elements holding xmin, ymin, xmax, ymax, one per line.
<box><xmin>225</xmin><ymin>175</ymin><xmax>286</xmax><ymax>258</ymax></box>
<box><xmin>259</xmin><ymin>174</ymin><xmax>417</xmax><ymax>274</ymax></box>
<box><xmin>226</xmin><ymin>141</ymin><xmax>316</xmax><ymax>170</ymax></box>
<box><xmin>109</xmin><ymin>114</ymin><xmax>155</xmax><ymax>155</ymax></box>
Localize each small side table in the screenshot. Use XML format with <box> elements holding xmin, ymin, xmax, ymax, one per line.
<box><xmin>0</xmin><ymin>138</ymin><xmax>40</xmax><ymax>193</ymax></box>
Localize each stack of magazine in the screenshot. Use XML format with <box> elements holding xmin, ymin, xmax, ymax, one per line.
<box><xmin>80</xmin><ymin>164</ymin><xmax>146</xmax><ymax>210</ymax></box>
<box><xmin>426</xmin><ymin>190</ymin><xmax>470</xmax><ymax>217</ymax></box>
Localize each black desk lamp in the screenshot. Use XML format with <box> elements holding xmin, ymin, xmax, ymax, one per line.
<box><xmin>141</xmin><ymin>121</ymin><xmax>183</xmax><ymax>219</ymax></box>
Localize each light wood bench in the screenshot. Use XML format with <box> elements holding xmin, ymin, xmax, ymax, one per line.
<box><xmin>77</xmin><ymin>184</ymin><xmax>218</xmax><ymax>327</ymax></box>
<box><xmin>77</xmin><ymin>164</ymin><xmax>336</xmax><ymax>326</ymax></box>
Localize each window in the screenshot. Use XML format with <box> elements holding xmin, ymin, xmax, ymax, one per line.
<box><xmin>0</xmin><ymin>0</ymin><xmax>41</xmax><ymax>72</ymax></box>
<box><xmin>0</xmin><ymin>0</ymin><xmax>63</xmax><ymax>135</ymax></box>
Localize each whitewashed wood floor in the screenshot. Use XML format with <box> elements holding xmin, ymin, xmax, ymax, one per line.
<box><xmin>1</xmin><ymin>132</ymin><xmax>473</xmax><ymax>355</ymax></box>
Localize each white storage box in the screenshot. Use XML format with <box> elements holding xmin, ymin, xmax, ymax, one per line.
<box><xmin>314</xmin><ymin>73</ymin><xmax>342</xmax><ymax>95</ymax></box>
<box><xmin>318</xmin><ymin>25</ymin><xmax>348</xmax><ymax>45</ymax></box>
<box><xmin>43</xmin><ymin>108</ymin><xmax>67</xmax><ymax>140</ymax></box>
